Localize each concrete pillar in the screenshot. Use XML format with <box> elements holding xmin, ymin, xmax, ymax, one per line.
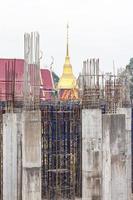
<box><xmin>22</xmin><ymin>110</ymin><xmax>41</xmax><ymax>200</ymax></box>
<box><xmin>3</xmin><ymin>113</ymin><xmax>22</xmax><ymax>200</ymax></box>
<box><xmin>82</xmin><ymin>109</ymin><xmax>102</xmax><ymax>200</ymax></box>
<box><xmin>17</xmin><ymin>113</ymin><xmax>22</xmax><ymax>200</ymax></box>
<box><xmin>102</xmin><ymin>114</ymin><xmax>127</xmax><ymax>200</ymax></box>
<box><xmin>118</xmin><ymin>108</ymin><xmax>132</xmax><ymax>200</ymax></box>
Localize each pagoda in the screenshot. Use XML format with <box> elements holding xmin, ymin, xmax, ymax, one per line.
<box><xmin>58</xmin><ymin>24</ymin><xmax>78</xmax><ymax>100</ymax></box>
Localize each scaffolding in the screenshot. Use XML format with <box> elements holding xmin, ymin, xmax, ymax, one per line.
<box><xmin>79</xmin><ymin>58</ymin><xmax>131</xmax><ymax>113</ymax></box>
<box><xmin>104</xmin><ymin>74</ymin><xmax>122</xmax><ymax>113</ymax></box>
<box><xmin>41</xmin><ymin>101</ymin><xmax>82</xmax><ymax>200</ymax></box>
<box><xmin>79</xmin><ymin>59</ymin><xmax>103</xmax><ymax>109</ymax></box>
<box><xmin>0</xmin><ymin>52</ymin><xmax>132</xmax><ymax>199</ymax></box>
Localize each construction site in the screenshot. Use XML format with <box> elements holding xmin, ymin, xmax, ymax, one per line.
<box><xmin>0</xmin><ymin>29</ymin><xmax>132</xmax><ymax>200</ymax></box>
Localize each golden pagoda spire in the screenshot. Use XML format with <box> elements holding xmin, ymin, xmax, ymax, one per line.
<box><xmin>58</xmin><ymin>24</ymin><xmax>78</xmax><ymax>90</ymax></box>
<box><xmin>66</xmin><ymin>23</ymin><xmax>69</xmax><ymax>57</ymax></box>
<box><xmin>65</xmin><ymin>23</ymin><xmax>71</xmax><ymax>66</ymax></box>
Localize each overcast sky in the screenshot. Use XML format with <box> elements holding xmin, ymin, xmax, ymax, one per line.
<box><xmin>0</xmin><ymin>0</ymin><xmax>133</xmax><ymax>76</ymax></box>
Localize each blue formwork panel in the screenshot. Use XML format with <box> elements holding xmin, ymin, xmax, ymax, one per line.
<box><xmin>0</xmin><ymin>101</ymin><xmax>5</xmax><ymax>110</ymax></box>
<box><xmin>46</xmin><ymin>103</ymin><xmax>77</xmax><ymax>142</ymax></box>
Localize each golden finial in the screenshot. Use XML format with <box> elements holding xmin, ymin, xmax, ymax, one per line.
<box><xmin>66</xmin><ymin>23</ymin><xmax>69</xmax><ymax>57</ymax></box>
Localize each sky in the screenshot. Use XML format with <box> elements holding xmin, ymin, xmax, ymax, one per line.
<box><xmin>0</xmin><ymin>0</ymin><xmax>133</xmax><ymax>76</ymax></box>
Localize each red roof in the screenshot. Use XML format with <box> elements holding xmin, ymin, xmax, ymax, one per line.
<box><xmin>41</xmin><ymin>69</ymin><xmax>53</xmax><ymax>90</ymax></box>
<box><xmin>0</xmin><ymin>58</ymin><xmax>54</xmax><ymax>101</ymax></box>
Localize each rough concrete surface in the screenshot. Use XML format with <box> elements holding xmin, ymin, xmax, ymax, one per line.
<box><xmin>102</xmin><ymin>114</ymin><xmax>127</xmax><ymax>200</ymax></box>
<box><xmin>22</xmin><ymin>110</ymin><xmax>41</xmax><ymax>200</ymax></box>
<box><xmin>82</xmin><ymin>109</ymin><xmax>102</xmax><ymax>200</ymax></box>
<box><xmin>3</xmin><ymin>113</ymin><xmax>22</xmax><ymax>200</ymax></box>
<box><xmin>117</xmin><ymin>108</ymin><xmax>132</xmax><ymax>200</ymax></box>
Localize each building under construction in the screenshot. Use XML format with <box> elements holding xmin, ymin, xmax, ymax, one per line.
<box><xmin>0</xmin><ymin>28</ymin><xmax>132</xmax><ymax>200</ymax></box>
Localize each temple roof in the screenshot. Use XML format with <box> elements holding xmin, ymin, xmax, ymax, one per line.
<box><xmin>0</xmin><ymin>58</ymin><xmax>55</xmax><ymax>101</ymax></box>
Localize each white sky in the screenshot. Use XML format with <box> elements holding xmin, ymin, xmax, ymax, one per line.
<box><xmin>0</xmin><ymin>0</ymin><xmax>133</xmax><ymax>76</ymax></box>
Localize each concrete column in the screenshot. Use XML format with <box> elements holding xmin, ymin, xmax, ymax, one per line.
<box><xmin>16</xmin><ymin>113</ymin><xmax>22</xmax><ymax>200</ymax></box>
<box><xmin>102</xmin><ymin>114</ymin><xmax>127</xmax><ymax>200</ymax></box>
<box><xmin>118</xmin><ymin>108</ymin><xmax>132</xmax><ymax>200</ymax></box>
<box><xmin>3</xmin><ymin>113</ymin><xmax>22</xmax><ymax>200</ymax></box>
<box><xmin>22</xmin><ymin>110</ymin><xmax>41</xmax><ymax>200</ymax></box>
<box><xmin>102</xmin><ymin>114</ymin><xmax>111</xmax><ymax>200</ymax></box>
<box><xmin>82</xmin><ymin>109</ymin><xmax>102</xmax><ymax>200</ymax></box>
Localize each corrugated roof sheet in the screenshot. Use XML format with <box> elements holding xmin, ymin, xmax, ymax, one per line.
<box><xmin>0</xmin><ymin>58</ymin><xmax>54</xmax><ymax>101</ymax></box>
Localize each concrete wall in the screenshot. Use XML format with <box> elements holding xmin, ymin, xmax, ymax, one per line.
<box><xmin>3</xmin><ymin>113</ymin><xmax>22</xmax><ymax>200</ymax></box>
<box><xmin>22</xmin><ymin>110</ymin><xmax>41</xmax><ymax>200</ymax></box>
<box><xmin>102</xmin><ymin>114</ymin><xmax>127</xmax><ymax>200</ymax></box>
<box><xmin>82</xmin><ymin>109</ymin><xmax>102</xmax><ymax>200</ymax></box>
